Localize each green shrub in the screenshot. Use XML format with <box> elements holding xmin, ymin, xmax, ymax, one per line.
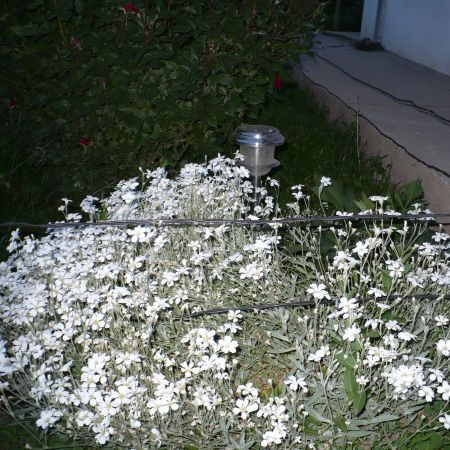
<box><xmin>0</xmin><ymin>0</ymin><xmax>319</xmax><ymax>181</ymax></box>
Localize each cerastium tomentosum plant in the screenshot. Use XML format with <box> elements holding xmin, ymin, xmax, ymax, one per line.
<box><xmin>0</xmin><ymin>154</ymin><xmax>449</xmax><ymax>449</ymax></box>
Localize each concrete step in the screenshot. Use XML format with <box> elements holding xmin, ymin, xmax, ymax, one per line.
<box><xmin>293</xmin><ymin>34</ymin><xmax>450</xmax><ymax>223</ymax></box>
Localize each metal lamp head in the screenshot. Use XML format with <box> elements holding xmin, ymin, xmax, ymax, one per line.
<box><xmin>234</xmin><ymin>124</ymin><xmax>285</xmax><ymax>176</ymax></box>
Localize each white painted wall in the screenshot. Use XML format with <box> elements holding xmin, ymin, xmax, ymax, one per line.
<box><xmin>361</xmin><ymin>0</ymin><xmax>450</xmax><ymax>76</ymax></box>
<box><xmin>360</xmin><ymin>0</ymin><xmax>380</xmax><ymax>40</ymax></box>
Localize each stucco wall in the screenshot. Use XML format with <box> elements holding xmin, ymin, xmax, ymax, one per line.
<box><xmin>360</xmin><ymin>0</ymin><xmax>380</xmax><ymax>40</ymax></box>
<box><xmin>361</xmin><ymin>0</ymin><xmax>450</xmax><ymax>76</ymax></box>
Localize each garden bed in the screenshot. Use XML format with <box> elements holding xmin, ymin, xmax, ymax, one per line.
<box><xmin>0</xmin><ymin>155</ymin><xmax>449</xmax><ymax>449</ymax></box>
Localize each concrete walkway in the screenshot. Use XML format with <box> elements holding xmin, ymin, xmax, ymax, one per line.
<box><xmin>293</xmin><ymin>34</ymin><xmax>450</xmax><ymax>219</ymax></box>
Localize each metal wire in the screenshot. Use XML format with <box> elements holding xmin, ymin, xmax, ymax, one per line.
<box><xmin>0</xmin><ymin>213</ymin><xmax>448</xmax><ymax>231</ymax></box>
<box><xmin>175</xmin><ymin>293</ymin><xmax>450</xmax><ymax>319</ymax></box>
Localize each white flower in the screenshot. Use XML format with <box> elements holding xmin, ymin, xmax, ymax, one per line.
<box><xmin>429</xmin><ymin>369</ymin><xmax>444</xmax><ymax>383</ymax></box>
<box><xmin>232</xmin><ymin>398</ymin><xmax>259</xmax><ymax>419</ymax></box>
<box><xmin>180</xmin><ymin>361</ymin><xmax>195</xmax><ymax>378</ymax></box>
<box><xmin>306</xmin><ymin>283</ymin><xmax>330</xmax><ymax>300</ymax></box>
<box><xmin>227</xmin><ymin>310</ymin><xmax>243</xmax><ymax>322</ymax></box>
<box><xmin>338</xmin><ymin>297</ymin><xmax>358</xmax><ymax>314</ymax></box>
<box><xmin>342</xmin><ymin>325</ymin><xmax>361</xmax><ymax>342</ymax></box>
<box><xmin>76</xmin><ymin>409</ymin><xmax>94</xmax><ymax>426</ymax></box>
<box><xmin>365</xmin><ymin>319</ymin><xmax>382</xmax><ymax>330</ymax></box>
<box><xmin>127</xmin><ymin>226</ymin><xmax>152</xmax><ymax>243</ymax></box>
<box><xmin>353</xmin><ymin>241</ymin><xmax>369</xmax><ymax>258</ymax></box>
<box><xmin>160</xmin><ymin>271</ymin><xmax>180</xmax><ymax>287</ymax></box>
<box><xmin>369</xmin><ymin>196</ymin><xmax>388</xmax><ymax>204</ymax></box>
<box><xmin>437</xmin><ymin>381</ymin><xmax>450</xmax><ymax>401</ymax></box>
<box><xmin>385</xmin><ymin>260</ymin><xmax>405</xmax><ymax>278</ymax></box>
<box><xmin>89</xmin><ymin>312</ymin><xmax>107</xmax><ymax>330</ymax></box>
<box><xmin>437</xmin><ymin>339</ymin><xmax>450</xmax><ymax>357</ymax></box>
<box><xmin>218</xmin><ymin>336</ymin><xmax>238</xmax><ymax>354</ymax></box>
<box><xmin>308</xmin><ymin>345</ymin><xmax>330</xmax><ymax>362</ymax></box>
<box><xmin>439</xmin><ymin>414</ymin><xmax>450</xmax><ymax>430</ymax></box>
<box><xmin>239</xmin><ymin>263</ymin><xmax>264</xmax><ymax>280</ymax></box>
<box><xmin>367</xmin><ymin>287</ymin><xmax>386</xmax><ymax>298</ymax></box>
<box><xmin>237</xmin><ymin>383</ymin><xmax>259</xmax><ymax>398</ymax></box>
<box><xmin>382</xmin><ymin>364</ymin><xmax>425</xmax><ymax>396</ymax></box>
<box><xmin>385</xmin><ymin>320</ymin><xmax>401</xmax><ymax>331</ymax></box>
<box><xmin>2</xmin><ymin>154</ymin><xmax>450</xmax><ymax>448</ymax></box>
<box><xmin>356</xmin><ymin>376</ymin><xmax>369</xmax><ymax>386</ymax></box>
<box><xmin>432</xmin><ymin>232</ymin><xmax>449</xmax><ymax>243</ymax></box>
<box><xmin>121</xmin><ymin>191</ymin><xmax>136</xmax><ymax>204</ymax></box>
<box><xmin>36</xmin><ymin>409</ymin><xmax>63</xmax><ymax>429</ymax></box>
<box><xmin>320</xmin><ymin>176</ymin><xmax>332</xmax><ymax>187</ymax></box>
<box><xmin>285</xmin><ymin>375</ymin><xmax>308</xmax><ymax>393</ymax></box>
<box><xmin>435</xmin><ymin>315</ymin><xmax>449</xmax><ymax>326</ymax></box>
<box><xmin>398</xmin><ymin>331</ymin><xmax>415</xmax><ymax>342</ymax></box>
<box><xmin>333</xmin><ymin>251</ymin><xmax>357</xmax><ymax>270</ymax></box>
<box><xmin>418</xmin><ymin>386</ymin><xmax>434</xmax><ymax>402</ymax></box>
<box><xmin>147</xmin><ymin>397</ymin><xmax>170</xmax><ymax>416</ymax></box>
<box><xmin>151</xmin><ymin>427</ymin><xmax>162</xmax><ymax>446</ymax></box>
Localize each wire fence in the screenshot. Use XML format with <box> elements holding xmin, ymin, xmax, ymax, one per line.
<box><xmin>173</xmin><ymin>294</ymin><xmax>450</xmax><ymax>319</ymax></box>
<box><xmin>0</xmin><ymin>213</ymin><xmax>449</xmax><ymax>231</ymax></box>
<box><xmin>2</xmin><ymin>211</ymin><xmax>448</xmax><ymax>318</ymax></box>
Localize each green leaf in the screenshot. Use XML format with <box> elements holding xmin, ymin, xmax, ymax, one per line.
<box><xmin>267</xmin><ymin>346</ymin><xmax>296</xmax><ymax>354</ymax></box>
<box><xmin>216</xmin><ymin>74</ymin><xmax>233</xmax><ymax>86</ymax></box>
<box><xmin>354</xmin><ymin>193</ymin><xmax>375</xmax><ymax>211</ymax></box>
<box><xmin>13</xmin><ymin>24</ymin><xmax>40</xmax><ymax>37</ymax></box>
<box><xmin>269</xmin><ymin>331</ymin><xmax>290</xmax><ymax>343</ymax></box>
<box><xmin>334</xmin><ymin>415</ymin><xmax>348</xmax><ymax>432</ymax></box>
<box><xmin>366</xmin><ymin>330</ymin><xmax>380</xmax><ymax>339</ymax></box>
<box><xmin>305</xmin><ymin>407</ymin><xmax>333</xmax><ymax>425</ymax></box>
<box><xmin>336</xmin><ymin>351</ymin><xmax>356</xmax><ymax>369</ymax></box>
<box><xmin>402</xmin><ymin>179</ymin><xmax>423</xmax><ymax>207</ymax></box>
<box><xmin>352</xmin><ymin>390</ymin><xmax>367</xmax><ymax>416</ymax></box>
<box><xmin>173</xmin><ymin>22</ymin><xmax>191</xmax><ymax>33</ymax></box>
<box><xmin>272</xmin><ymin>381</ymin><xmax>283</xmax><ymax>397</ymax></box>
<box><xmin>350</xmin><ymin>340</ymin><xmax>362</xmax><ymax>352</ymax></box>
<box><xmin>356</xmin><ymin>413</ymin><xmax>400</xmax><ymax>425</ymax></box>
<box><xmin>344</xmin><ymin>367</ymin><xmax>357</xmax><ymax>402</ymax></box>
<box><xmin>381</xmin><ymin>269</ymin><xmax>392</xmax><ymax>290</ymax></box>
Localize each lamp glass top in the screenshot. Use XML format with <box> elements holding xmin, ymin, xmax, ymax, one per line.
<box><xmin>234</xmin><ymin>124</ymin><xmax>285</xmax><ymax>147</ymax></box>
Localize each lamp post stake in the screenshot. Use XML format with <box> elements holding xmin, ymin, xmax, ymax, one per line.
<box><xmin>234</xmin><ymin>124</ymin><xmax>285</xmax><ymax>212</ymax></box>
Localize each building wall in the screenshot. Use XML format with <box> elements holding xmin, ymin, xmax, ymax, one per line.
<box><xmin>360</xmin><ymin>0</ymin><xmax>450</xmax><ymax>76</ymax></box>
<box><xmin>360</xmin><ymin>0</ymin><xmax>380</xmax><ymax>41</ymax></box>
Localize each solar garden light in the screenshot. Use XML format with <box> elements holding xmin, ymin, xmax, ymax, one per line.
<box><xmin>234</xmin><ymin>124</ymin><xmax>285</xmax><ymax>208</ymax></box>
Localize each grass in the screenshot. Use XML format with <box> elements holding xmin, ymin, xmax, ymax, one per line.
<box><xmin>252</xmin><ymin>82</ymin><xmax>391</xmax><ymax>208</ymax></box>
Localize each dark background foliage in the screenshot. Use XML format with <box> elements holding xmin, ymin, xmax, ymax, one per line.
<box><xmin>0</xmin><ymin>0</ymin><xmax>320</xmax><ymax>223</ymax></box>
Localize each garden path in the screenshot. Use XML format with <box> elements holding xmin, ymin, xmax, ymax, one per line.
<box><xmin>293</xmin><ymin>33</ymin><xmax>450</xmax><ymax>219</ymax></box>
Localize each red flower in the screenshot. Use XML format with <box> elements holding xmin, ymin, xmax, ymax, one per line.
<box><xmin>274</xmin><ymin>73</ymin><xmax>283</xmax><ymax>90</ymax></box>
<box><xmin>79</xmin><ymin>136</ymin><xmax>90</xmax><ymax>146</ymax></box>
<box><xmin>124</xmin><ymin>2</ymin><xmax>140</xmax><ymax>13</ymax></box>
<box><xmin>9</xmin><ymin>98</ymin><xmax>18</xmax><ymax>109</ymax></box>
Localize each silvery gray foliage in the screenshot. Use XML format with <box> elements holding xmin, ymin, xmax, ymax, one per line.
<box><xmin>0</xmin><ymin>154</ymin><xmax>449</xmax><ymax>449</ymax></box>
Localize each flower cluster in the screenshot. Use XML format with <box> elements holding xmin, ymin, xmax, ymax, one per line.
<box><xmin>0</xmin><ymin>156</ymin><xmax>449</xmax><ymax>448</ymax></box>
